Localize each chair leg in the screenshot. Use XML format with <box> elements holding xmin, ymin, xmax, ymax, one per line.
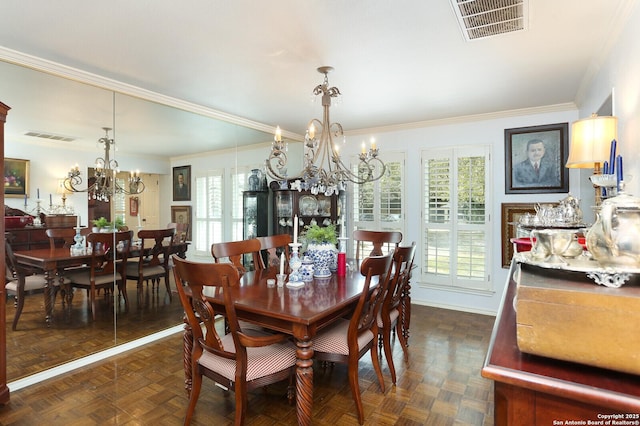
<box><xmin>89</xmin><ymin>286</ymin><xmax>97</xmax><ymax>321</ymax></box>
<box><xmin>382</xmin><ymin>324</ymin><xmax>397</xmax><ymax>385</ymax></box>
<box><xmin>12</xmin><ymin>294</ymin><xmax>24</xmax><ymax>331</ymax></box>
<box><xmin>164</xmin><ymin>272</ymin><xmax>172</xmax><ymax>301</ymax></box>
<box><xmin>235</xmin><ymin>379</ymin><xmax>248</xmax><ymax>426</ymax></box>
<box><xmin>347</xmin><ymin>354</ymin><xmax>365</xmax><ymax>425</ymax></box>
<box><xmin>184</xmin><ymin>372</ymin><xmax>203</xmax><ymax>426</ymax></box>
<box><xmin>395</xmin><ymin>319</ymin><xmax>409</xmax><ymax>362</ymax></box>
<box><xmin>370</xmin><ymin>339</ymin><xmax>386</xmax><ymax>394</ymax></box>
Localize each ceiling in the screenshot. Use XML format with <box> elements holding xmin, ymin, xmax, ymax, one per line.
<box><xmin>0</xmin><ymin>0</ymin><xmax>635</xmax><ymax>159</ymax></box>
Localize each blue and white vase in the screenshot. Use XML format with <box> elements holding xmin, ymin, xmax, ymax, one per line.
<box><xmin>306</xmin><ymin>243</ymin><xmax>337</xmax><ymax>278</ymax></box>
<box><xmin>300</xmin><ymin>256</ymin><xmax>315</xmax><ymax>281</ymax></box>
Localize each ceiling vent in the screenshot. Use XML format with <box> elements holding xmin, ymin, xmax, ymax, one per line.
<box><xmin>450</xmin><ymin>0</ymin><xmax>528</xmax><ymax>41</ymax></box>
<box><xmin>24</xmin><ymin>131</ymin><xmax>75</xmax><ymax>142</ymax></box>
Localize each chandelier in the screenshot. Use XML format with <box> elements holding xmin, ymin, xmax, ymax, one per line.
<box><xmin>64</xmin><ymin>127</ymin><xmax>145</xmax><ymax>202</ymax></box>
<box><xmin>265</xmin><ymin>66</ymin><xmax>386</xmax><ymax>195</ymax></box>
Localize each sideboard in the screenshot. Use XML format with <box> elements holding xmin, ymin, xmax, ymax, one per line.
<box><xmin>482</xmin><ymin>261</ymin><xmax>640</xmax><ymax>425</ymax></box>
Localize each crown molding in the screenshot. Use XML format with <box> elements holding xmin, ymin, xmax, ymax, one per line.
<box><xmin>345</xmin><ymin>102</ymin><xmax>578</xmax><ymax>136</ymax></box>
<box><xmin>0</xmin><ymin>46</ymin><xmax>276</xmax><ymax>135</ymax></box>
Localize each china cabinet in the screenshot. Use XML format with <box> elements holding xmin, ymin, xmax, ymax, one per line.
<box><xmin>242</xmin><ymin>190</ymin><xmax>270</xmax><ymax>268</ymax></box>
<box><xmin>270</xmin><ymin>182</ymin><xmax>344</xmax><ymax>244</ymax></box>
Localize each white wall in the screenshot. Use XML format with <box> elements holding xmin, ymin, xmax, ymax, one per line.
<box><xmin>577</xmin><ymin>1</ymin><xmax>640</xmax><ymax>198</ymax></box>
<box><xmin>171</xmin><ymin>106</ymin><xmax>580</xmax><ymax>315</ymax></box>
<box><xmin>5</xmin><ymin>141</ymin><xmax>170</xmax><ymax>227</ymax></box>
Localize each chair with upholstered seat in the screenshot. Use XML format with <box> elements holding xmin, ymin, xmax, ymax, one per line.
<box><xmin>126</xmin><ymin>228</ymin><xmax>175</xmax><ymax>304</ymax></box>
<box><xmin>255</xmin><ymin>234</ymin><xmax>291</xmax><ymax>270</ymax></box>
<box><xmin>67</xmin><ymin>230</ymin><xmax>133</xmax><ymax>320</ymax></box>
<box><xmin>377</xmin><ymin>242</ymin><xmax>416</xmax><ymax>385</ymax></box>
<box><xmin>313</xmin><ymin>254</ymin><xmax>393</xmax><ymax>424</ymax></box>
<box><xmin>353</xmin><ymin>229</ymin><xmax>402</xmax><ymax>262</ymax></box>
<box><xmin>4</xmin><ymin>239</ymin><xmax>64</xmax><ymax>330</ymax></box>
<box><xmin>211</xmin><ymin>239</ymin><xmax>262</xmax><ymax>275</ymax></box>
<box><xmin>172</xmin><ymin>256</ymin><xmax>297</xmax><ymax>425</ymax></box>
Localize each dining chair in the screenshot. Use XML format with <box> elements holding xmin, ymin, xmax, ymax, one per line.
<box><xmin>5</xmin><ymin>239</ymin><xmax>63</xmax><ymax>330</ymax></box>
<box><xmin>172</xmin><ymin>256</ymin><xmax>297</xmax><ymax>425</ymax></box>
<box><xmin>377</xmin><ymin>242</ymin><xmax>416</xmax><ymax>385</ymax></box>
<box><xmin>312</xmin><ymin>254</ymin><xmax>393</xmax><ymax>424</ymax></box>
<box><xmin>126</xmin><ymin>228</ymin><xmax>175</xmax><ymax>304</ymax></box>
<box><xmin>67</xmin><ymin>230</ymin><xmax>133</xmax><ymax>320</ymax></box>
<box><xmin>211</xmin><ymin>238</ymin><xmax>262</xmax><ymax>275</ymax></box>
<box><xmin>353</xmin><ymin>229</ymin><xmax>403</xmax><ymax>262</ymax></box>
<box><xmin>255</xmin><ymin>234</ymin><xmax>291</xmax><ymax>270</ymax></box>
<box><xmin>45</xmin><ymin>227</ymin><xmax>91</xmax><ymax>249</ymax></box>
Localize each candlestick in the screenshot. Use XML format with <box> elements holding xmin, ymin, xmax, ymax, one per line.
<box><xmin>609</xmin><ymin>140</ymin><xmax>617</xmax><ymax>175</ymax></box>
<box><xmin>49</xmin><ymin>194</ymin><xmax>52</xmax><ymax>206</ymax></box>
<box><xmin>77</xmin><ymin>215</ymin><xmax>80</xmax><ymax>228</ymax></box>
<box><xmin>280</xmin><ymin>252</ymin><xmax>285</xmax><ymax>275</ymax></box>
<box><xmin>37</xmin><ymin>188</ymin><xmax>40</xmax><ymax>199</ymax></box>
<box><xmin>603</xmin><ymin>161</ymin><xmax>609</xmax><ymax>175</ymax></box>
<box><xmin>293</xmin><ymin>215</ymin><xmax>298</xmax><ymax>244</ymax></box>
<box><xmin>617</xmin><ymin>155</ymin><xmax>623</xmax><ymax>181</ymax></box>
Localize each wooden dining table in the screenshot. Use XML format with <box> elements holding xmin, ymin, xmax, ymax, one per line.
<box><xmin>13</xmin><ymin>241</ymin><xmax>189</xmax><ymax>324</ymax></box>
<box><xmin>182</xmin><ymin>266</ymin><xmax>375</xmax><ymax>426</ymax></box>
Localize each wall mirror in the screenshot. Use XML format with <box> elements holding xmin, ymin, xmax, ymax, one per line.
<box><xmin>1</xmin><ymin>57</ymin><xmax>272</xmax><ymax>383</ymax></box>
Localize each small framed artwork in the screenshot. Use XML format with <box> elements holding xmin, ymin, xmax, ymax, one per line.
<box><xmin>505</xmin><ymin>123</ymin><xmax>569</xmax><ymax>194</ymax></box>
<box><xmin>173</xmin><ymin>165</ymin><xmax>191</xmax><ymax>201</ymax></box>
<box><xmin>501</xmin><ymin>203</ymin><xmax>538</xmax><ymax>268</ymax></box>
<box><xmin>171</xmin><ymin>205</ymin><xmax>192</xmax><ymax>241</ymax></box>
<box><xmin>4</xmin><ymin>158</ymin><xmax>30</xmax><ymax>198</ymax></box>
<box><xmin>129</xmin><ymin>196</ymin><xmax>139</xmax><ymax>216</ymax></box>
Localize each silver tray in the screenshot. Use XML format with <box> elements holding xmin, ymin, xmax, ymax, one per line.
<box><xmin>514</xmin><ymin>251</ymin><xmax>639</xmax><ymax>288</ymax></box>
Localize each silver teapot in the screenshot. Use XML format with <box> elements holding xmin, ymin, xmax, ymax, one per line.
<box><xmin>586</xmin><ymin>192</ymin><xmax>640</xmax><ymax>267</ymax></box>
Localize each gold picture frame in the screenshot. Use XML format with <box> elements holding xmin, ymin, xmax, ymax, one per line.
<box><xmin>4</xmin><ymin>158</ymin><xmax>30</xmax><ymax>198</ymax></box>
<box><xmin>171</xmin><ymin>205</ymin><xmax>192</xmax><ymax>241</ymax></box>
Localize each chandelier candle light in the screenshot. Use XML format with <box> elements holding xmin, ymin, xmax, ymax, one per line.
<box><xmin>265</xmin><ymin>66</ymin><xmax>386</xmax><ymax>195</ymax></box>
<box><xmin>64</xmin><ymin>127</ymin><xmax>145</xmax><ymax>202</ymax></box>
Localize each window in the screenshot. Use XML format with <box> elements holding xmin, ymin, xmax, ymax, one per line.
<box><xmin>194</xmin><ymin>169</ymin><xmax>223</xmax><ymax>256</ymax></box>
<box><xmin>193</xmin><ymin>166</ymin><xmax>253</xmax><ymax>257</ymax></box>
<box><xmin>422</xmin><ymin>146</ymin><xmax>490</xmax><ymax>291</ymax></box>
<box><xmin>351</xmin><ymin>152</ymin><xmax>405</xmax><ymax>257</ymax></box>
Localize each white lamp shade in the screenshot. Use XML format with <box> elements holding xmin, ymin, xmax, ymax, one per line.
<box><xmin>566</xmin><ymin>115</ymin><xmax>617</xmax><ymax>168</ymax></box>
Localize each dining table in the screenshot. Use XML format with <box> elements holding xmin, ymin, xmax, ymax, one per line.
<box><xmin>182</xmin><ymin>266</ymin><xmax>375</xmax><ymax>426</ymax></box>
<box><xmin>13</xmin><ymin>241</ymin><xmax>189</xmax><ymax>324</ymax></box>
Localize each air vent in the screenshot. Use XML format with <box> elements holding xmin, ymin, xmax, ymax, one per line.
<box><xmin>24</xmin><ymin>131</ymin><xmax>75</xmax><ymax>142</ymax></box>
<box><xmin>450</xmin><ymin>0</ymin><xmax>528</xmax><ymax>41</ymax></box>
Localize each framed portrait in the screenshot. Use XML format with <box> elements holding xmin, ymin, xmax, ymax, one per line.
<box><xmin>4</xmin><ymin>158</ymin><xmax>30</xmax><ymax>198</ymax></box>
<box><xmin>500</xmin><ymin>203</ymin><xmax>537</xmax><ymax>268</ymax></box>
<box><xmin>504</xmin><ymin>123</ymin><xmax>569</xmax><ymax>194</ymax></box>
<box><xmin>171</xmin><ymin>205</ymin><xmax>192</xmax><ymax>241</ymax></box>
<box><xmin>173</xmin><ymin>165</ymin><xmax>191</xmax><ymax>201</ymax></box>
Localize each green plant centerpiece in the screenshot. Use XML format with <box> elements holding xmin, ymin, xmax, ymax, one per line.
<box><xmin>114</xmin><ymin>217</ymin><xmax>126</xmax><ymax>231</ymax></box>
<box><xmin>303</xmin><ymin>223</ymin><xmax>338</xmax><ymax>278</ymax></box>
<box><xmin>92</xmin><ymin>217</ymin><xmax>111</xmax><ymax>232</ymax></box>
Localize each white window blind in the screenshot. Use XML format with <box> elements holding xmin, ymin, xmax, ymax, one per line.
<box><xmin>421</xmin><ymin>146</ymin><xmax>490</xmax><ymax>291</ymax></box>
<box><xmin>194</xmin><ymin>170</ymin><xmax>223</xmax><ymax>256</ymax></box>
<box><xmin>351</xmin><ymin>152</ymin><xmax>405</xmax><ymax>257</ymax></box>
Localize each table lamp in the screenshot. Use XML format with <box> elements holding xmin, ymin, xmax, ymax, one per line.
<box><xmin>566</xmin><ymin>114</ymin><xmax>617</xmax><ymax>205</ymax></box>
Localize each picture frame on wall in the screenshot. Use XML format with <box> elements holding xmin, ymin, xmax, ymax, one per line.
<box><xmin>171</xmin><ymin>205</ymin><xmax>192</xmax><ymax>241</ymax></box>
<box><xmin>4</xmin><ymin>158</ymin><xmax>30</xmax><ymax>198</ymax></box>
<box><xmin>504</xmin><ymin>123</ymin><xmax>569</xmax><ymax>194</ymax></box>
<box><xmin>172</xmin><ymin>165</ymin><xmax>191</xmax><ymax>201</ymax></box>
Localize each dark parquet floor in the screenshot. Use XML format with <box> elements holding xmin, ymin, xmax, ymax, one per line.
<box><xmin>1</xmin><ymin>298</ymin><xmax>496</xmax><ymax>425</ymax></box>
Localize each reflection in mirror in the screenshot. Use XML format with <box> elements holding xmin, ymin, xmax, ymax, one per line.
<box><xmin>2</xmin><ymin>58</ymin><xmax>275</xmax><ymax>385</ymax></box>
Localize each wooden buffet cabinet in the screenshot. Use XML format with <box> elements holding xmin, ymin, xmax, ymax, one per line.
<box><xmin>482</xmin><ymin>262</ymin><xmax>640</xmax><ymax>425</ymax></box>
